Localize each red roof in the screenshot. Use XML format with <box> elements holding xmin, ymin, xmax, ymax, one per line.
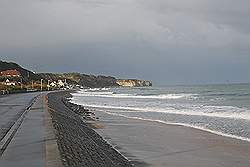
<box><xmin>0</xmin><ymin>69</ymin><xmax>21</xmax><ymax>77</ymax></box>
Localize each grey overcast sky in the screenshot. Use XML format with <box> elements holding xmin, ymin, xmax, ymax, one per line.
<box><xmin>1</xmin><ymin>0</ymin><xmax>250</xmax><ymax>85</ymax></box>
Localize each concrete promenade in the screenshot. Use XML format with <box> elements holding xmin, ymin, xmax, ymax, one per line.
<box><xmin>0</xmin><ymin>91</ymin><xmax>133</xmax><ymax>167</ymax></box>
<box><xmin>0</xmin><ymin>92</ymin><xmax>62</xmax><ymax>167</ymax></box>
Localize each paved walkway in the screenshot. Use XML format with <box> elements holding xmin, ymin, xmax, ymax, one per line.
<box><xmin>0</xmin><ymin>92</ymin><xmax>40</xmax><ymax>141</ymax></box>
<box><xmin>0</xmin><ymin>93</ymin><xmax>62</xmax><ymax>167</ymax></box>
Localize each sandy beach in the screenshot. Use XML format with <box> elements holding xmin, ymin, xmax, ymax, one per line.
<box><xmin>94</xmin><ymin>109</ymin><xmax>250</xmax><ymax>167</ymax></box>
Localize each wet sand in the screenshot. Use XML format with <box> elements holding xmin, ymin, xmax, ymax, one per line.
<box><xmin>94</xmin><ymin>109</ymin><xmax>250</xmax><ymax>167</ymax></box>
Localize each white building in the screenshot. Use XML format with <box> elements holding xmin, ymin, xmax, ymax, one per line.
<box><xmin>50</xmin><ymin>81</ymin><xmax>57</xmax><ymax>87</ymax></box>
<box><xmin>4</xmin><ymin>79</ymin><xmax>16</xmax><ymax>86</ymax></box>
<box><xmin>57</xmin><ymin>80</ymin><xmax>65</xmax><ymax>87</ymax></box>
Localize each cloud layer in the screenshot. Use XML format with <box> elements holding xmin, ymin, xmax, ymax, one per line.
<box><xmin>1</xmin><ymin>0</ymin><xmax>250</xmax><ymax>84</ymax></box>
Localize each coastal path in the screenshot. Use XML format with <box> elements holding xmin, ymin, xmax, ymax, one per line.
<box><xmin>0</xmin><ymin>92</ymin><xmax>62</xmax><ymax>167</ymax></box>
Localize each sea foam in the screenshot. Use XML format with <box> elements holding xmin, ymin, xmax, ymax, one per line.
<box><xmin>70</xmin><ymin>85</ymin><xmax>250</xmax><ymax>143</ymax></box>
<box><xmin>70</xmin><ymin>98</ymin><xmax>250</xmax><ymax>121</ymax></box>
<box><xmin>72</xmin><ymin>90</ymin><xmax>195</xmax><ymax>100</ymax></box>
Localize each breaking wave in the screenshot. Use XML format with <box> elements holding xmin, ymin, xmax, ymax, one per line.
<box><xmin>70</xmin><ymin>85</ymin><xmax>250</xmax><ymax>143</ymax></box>
<box><xmin>69</xmin><ymin>99</ymin><xmax>250</xmax><ymax>121</ymax></box>
<box><xmin>72</xmin><ymin>90</ymin><xmax>196</xmax><ymax>100</ymax></box>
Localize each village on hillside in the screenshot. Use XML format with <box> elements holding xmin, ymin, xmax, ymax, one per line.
<box><xmin>0</xmin><ymin>69</ymin><xmax>69</xmax><ymax>94</ymax></box>
<box><xmin>0</xmin><ymin>61</ymin><xmax>152</xmax><ymax>95</ymax></box>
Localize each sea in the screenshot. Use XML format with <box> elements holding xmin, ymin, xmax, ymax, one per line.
<box><xmin>70</xmin><ymin>84</ymin><xmax>250</xmax><ymax>142</ymax></box>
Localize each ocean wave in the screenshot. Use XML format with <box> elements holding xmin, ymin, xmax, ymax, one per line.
<box><xmin>69</xmin><ymin>100</ymin><xmax>250</xmax><ymax>120</ymax></box>
<box><xmin>98</xmin><ymin>111</ymin><xmax>250</xmax><ymax>142</ymax></box>
<box><xmin>206</xmin><ymin>92</ymin><xmax>250</xmax><ymax>97</ymax></box>
<box><xmin>72</xmin><ymin>91</ymin><xmax>196</xmax><ymax>100</ymax></box>
<box><xmin>73</xmin><ymin>91</ymin><xmax>114</xmax><ymax>95</ymax></box>
<box><xmin>83</xmin><ymin>88</ymin><xmax>111</xmax><ymax>91</ymax></box>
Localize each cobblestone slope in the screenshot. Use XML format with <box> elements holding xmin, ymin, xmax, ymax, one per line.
<box><xmin>48</xmin><ymin>91</ymin><xmax>134</xmax><ymax>167</ymax></box>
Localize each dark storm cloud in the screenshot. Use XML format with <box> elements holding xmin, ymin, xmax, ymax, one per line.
<box><xmin>1</xmin><ymin>0</ymin><xmax>250</xmax><ymax>84</ymax></box>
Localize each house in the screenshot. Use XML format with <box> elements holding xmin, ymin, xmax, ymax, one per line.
<box><xmin>4</xmin><ymin>79</ymin><xmax>16</xmax><ymax>86</ymax></box>
<box><xmin>50</xmin><ymin>81</ymin><xmax>57</xmax><ymax>87</ymax></box>
<box><xmin>0</xmin><ymin>69</ymin><xmax>21</xmax><ymax>78</ymax></box>
<box><xmin>57</xmin><ymin>80</ymin><xmax>65</xmax><ymax>87</ymax></box>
